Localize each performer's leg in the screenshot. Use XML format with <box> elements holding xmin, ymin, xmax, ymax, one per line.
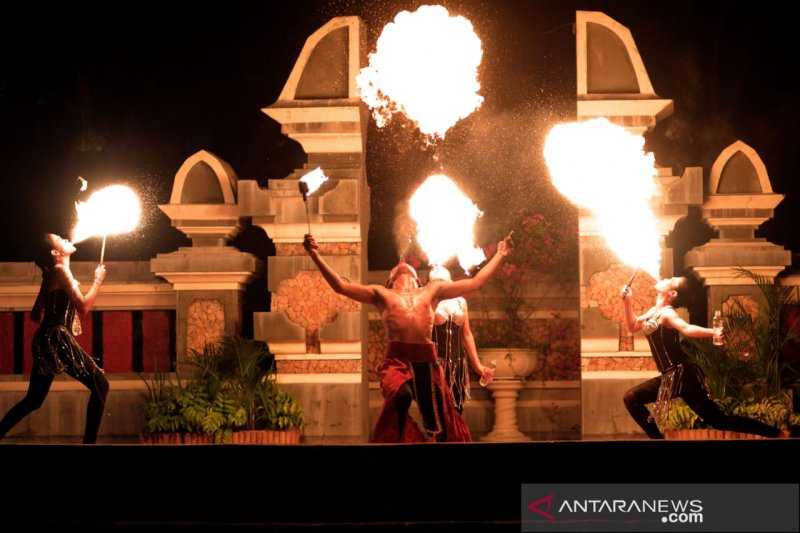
<box><xmin>395</xmin><ymin>381</ymin><xmax>414</xmax><ymax>438</ymax></box>
<box><xmin>681</xmin><ymin>373</ymin><xmax>779</xmax><ymax>438</ymax></box>
<box><xmin>411</xmin><ymin>362</ymin><xmax>443</xmax><ymax>439</ymax></box>
<box><xmin>623</xmin><ymin>376</ymin><xmax>664</xmax><ymax>439</ymax></box>
<box><xmin>0</xmin><ymin>372</ymin><xmax>54</xmax><ymax>438</ymax></box>
<box><xmin>72</xmin><ymin>369</ymin><xmax>110</xmax><ymax>444</ymax></box>
<box><xmin>433</xmin><ymin>384</ymin><xmax>449</xmax><ymax>442</ymax></box>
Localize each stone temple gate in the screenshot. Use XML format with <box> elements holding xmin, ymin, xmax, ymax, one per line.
<box><xmin>0</xmin><ymin>11</ymin><xmax>792</xmax><ymax>442</ymax></box>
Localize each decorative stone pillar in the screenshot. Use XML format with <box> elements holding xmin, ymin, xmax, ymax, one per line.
<box><xmin>482</xmin><ymin>381</ymin><xmax>529</xmax><ymax>442</ymax></box>
<box><xmin>575</xmin><ymin>12</ymin><xmax>703</xmax><ymax>437</ymax></box>
<box><xmin>151</xmin><ymin>150</ymin><xmax>260</xmax><ymax>369</ymax></box>
<box><xmin>238</xmin><ymin>17</ymin><xmax>371</xmax><ymax>441</ymax></box>
<box><xmin>685</xmin><ymin>141</ymin><xmax>790</xmax><ymax>320</ymax></box>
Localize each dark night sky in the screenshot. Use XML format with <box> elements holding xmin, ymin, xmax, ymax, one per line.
<box><xmin>1</xmin><ymin>1</ymin><xmax>796</xmax><ymax>273</ymax></box>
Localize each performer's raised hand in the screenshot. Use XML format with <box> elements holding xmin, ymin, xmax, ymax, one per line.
<box><xmin>497</xmin><ymin>232</ymin><xmax>514</xmax><ymax>257</ymax></box>
<box><xmin>303</xmin><ymin>233</ymin><xmax>319</xmax><ymax>254</ymax></box>
<box><xmin>94</xmin><ymin>265</ymin><xmax>107</xmax><ymax>284</ymax></box>
<box><xmin>621</xmin><ymin>285</ymin><xmax>633</xmax><ymax>300</ymax></box>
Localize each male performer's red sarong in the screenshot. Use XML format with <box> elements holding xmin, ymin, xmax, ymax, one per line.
<box><xmin>371</xmin><ymin>341</ymin><xmax>472</xmax><ymax>443</ymax></box>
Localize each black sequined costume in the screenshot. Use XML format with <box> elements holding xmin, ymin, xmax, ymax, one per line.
<box><xmin>432</xmin><ymin>300</ymin><xmax>470</xmax><ymax>414</ymax></box>
<box><xmin>623</xmin><ymin>306</ymin><xmax>779</xmax><ymax>439</ymax></box>
<box><xmin>0</xmin><ymin>273</ymin><xmax>109</xmax><ymax>443</ymax></box>
<box><xmin>32</xmin><ymin>288</ymin><xmax>101</xmax><ymax>377</ymax></box>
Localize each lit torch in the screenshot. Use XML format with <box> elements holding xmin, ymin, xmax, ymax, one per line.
<box><xmin>72</xmin><ymin>184</ymin><xmax>142</xmax><ymax>264</ymax></box>
<box><xmin>298</xmin><ymin>167</ymin><xmax>329</xmax><ymax>234</ymax></box>
<box><xmin>357</xmin><ymin>5</ymin><xmax>484</xmax><ymax>141</ymax></box>
<box><xmin>409</xmin><ymin>174</ymin><xmax>486</xmax><ymax>274</ymax></box>
<box><xmin>544</xmin><ymin>118</ymin><xmax>660</xmax><ymax>285</ymax></box>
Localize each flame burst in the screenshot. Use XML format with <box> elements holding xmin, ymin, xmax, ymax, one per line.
<box><xmin>299</xmin><ymin>167</ymin><xmax>329</xmax><ymax>196</ymax></box>
<box><xmin>357</xmin><ymin>5</ymin><xmax>483</xmax><ymax>140</ymax></box>
<box><xmin>409</xmin><ymin>174</ymin><xmax>486</xmax><ymax>273</ymax></box>
<box><xmin>72</xmin><ymin>185</ymin><xmax>142</xmax><ymax>243</ymax></box>
<box><xmin>544</xmin><ymin>118</ymin><xmax>660</xmax><ymax>278</ymax></box>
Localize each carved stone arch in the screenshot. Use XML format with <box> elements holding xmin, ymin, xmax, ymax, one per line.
<box><xmin>275</xmin><ymin>17</ymin><xmax>365</xmax><ymax>102</ymax></box>
<box><xmin>710</xmin><ymin>141</ymin><xmax>773</xmax><ymax>195</ymax></box>
<box><xmin>170</xmin><ymin>150</ymin><xmax>238</xmax><ymax>205</ymax></box>
<box><xmin>577</xmin><ymin>11</ymin><xmax>657</xmax><ymax>96</ymax></box>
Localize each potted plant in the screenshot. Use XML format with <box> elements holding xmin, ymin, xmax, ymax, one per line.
<box><xmin>218</xmin><ymin>336</ymin><xmax>305</xmax><ymax>444</ymax></box>
<box><xmin>141</xmin><ymin>336</ymin><xmax>306</xmax><ymax>445</ymax></box>
<box><xmin>663</xmin><ymin>269</ymin><xmax>800</xmax><ymax>439</ymax></box>
<box><xmin>140</xmin><ymin>370</ymin><xmax>184</xmax><ymax>444</ymax></box>
<box><xmin>140</xmin><ymin>362</ymin><xmax>247</xmax><ymax>444</ymax></box>
<box><xmin>177</xmin><ymin>382</ymin><xmax>246</xmax><ymax>444</ymax></box>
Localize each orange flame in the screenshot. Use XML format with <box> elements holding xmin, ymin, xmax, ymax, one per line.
<box><xmin>544</xmin><ymin>118</ymin><xmax>660</xmax><ymax>278</ymax></box>
<box><xmin>409</xmin><ymin>174</ymin><xmax>485</xmax><ymax>273</ymax></box>
<box><xmin>72</xmin><ymin>185</ymin><xmax>141</xmax><ymax>244</ymax></box>
<box><xmin>357</xmin><ymin>5</ymin><xmax>483</xmax><ymax>140</ymax></box>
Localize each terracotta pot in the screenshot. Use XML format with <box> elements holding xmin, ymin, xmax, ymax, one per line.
<box><xmin>665</xmin><ymin>429</ymin><xmax>767</xmax><ymax>440</ymax></box>
<box><xmin>184</xmin><ymin>433</ymin><xmax>215</xmax><ymax>445</ymax></box>
<box><xmin>231</xmin><ymin>429</ymin><xmax>301</xmax><ymax>445</ymax></box>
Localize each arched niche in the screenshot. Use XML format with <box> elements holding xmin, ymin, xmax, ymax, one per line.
<box><xmin>170</xmin><ymin>150</ymin><xmax>238</xmax><ymax>205</ymax></box>
<box><xmin>710</xmin><ymin>141</ymin><xmax>773</xmax><ymax>195</ymax></box>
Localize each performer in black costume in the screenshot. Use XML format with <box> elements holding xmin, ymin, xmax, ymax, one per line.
<box><xmin>430</xmin><ymin>266</ymin><xmax>494</xmax><ymax>413</ymax></box>
<box><xmin>621</xmin><ymin>276</ymin><xmax>780</xmax><ymax>439</ymax></box>
<box><xmin>0</xmin><ymin>233</ymin><xmax>109</xmax><ymax>443</ymax></box>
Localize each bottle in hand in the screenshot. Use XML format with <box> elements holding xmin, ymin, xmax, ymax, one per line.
<box><xmin>480</xmin><ymin>360</ymin><xmax>497</xmax><ymax>387</ymax></box>
<box><xmin>712</xmin><ymin>310</ymin><xmax>724</xmax><ymax>346</ymax></box>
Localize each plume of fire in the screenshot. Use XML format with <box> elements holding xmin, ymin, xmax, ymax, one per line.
<box><xmin>72</xmin><ymin>185</ymin><xmax>142</xmax><ymax>246</ymax></box>
<box><xmin>544</xmin><ymin>118</ymin><xmax>661</xmax><ymax>279</ymax></box>
<box><xmin>298</xmin><ymin>167</ymin><xmax>329</xmax><ymax>199</ymax></box>
<box><xmin>356</xmin><ymin>5</ymin><xmax>483</xmax><ymax>140</ymax></box>
<box><xmin>408</xmin><ymin>174</ymin><xmax>486</xmax><ymax>273</ymax></box>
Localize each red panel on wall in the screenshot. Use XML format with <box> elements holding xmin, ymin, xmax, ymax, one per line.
<box><xmin>102</xmin><ymin>311</ymin><xmax>133</xmax><ymax>373</ymax></box>
<box><xmin>22</xmin><ymin>312</ymin><xmax>38</xmax><ymax>375</ymax></box>
<box><xmin>0</xmin><ymin>313</ymin><xmax>13</xmax><ymax>374</ymax></box>
<box><xmin>142</xmin><ymin>311</ymin><xmax>172</xmax><ymax>372</ymax></box>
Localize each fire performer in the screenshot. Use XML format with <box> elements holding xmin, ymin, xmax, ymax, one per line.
<box><xmin>430</xmin><ymin>265</ymin><xmax>494</xmax><ymax>413</ymax></box>
<box><xmin>0</xmin><ymin>234</ymin><xmax>109</xmax><ymax>444</ymax></box>
<box><xmin>621</xmin><ymin>277</ymin><xmax>781</xmax><ymax>439</ymax></box>
<box><xmin>303</xmin><ymin>232</ymin><xmax>512</xmax><ymax>442</ymax></box>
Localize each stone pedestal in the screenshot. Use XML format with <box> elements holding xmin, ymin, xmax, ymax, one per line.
<box><xmin>151</xmin><ymin>150</ymin><xmax>260</xmax><ymax>368</ymax></box>
<box><xmin>151</xmin><ymin>247</ymin><xmax>259</xmax><ymax>368</ymax></box>
<box><xmin>481</xmin><ymin>380</ymin><xmax>530</xmax><ymax>442</ymax></box>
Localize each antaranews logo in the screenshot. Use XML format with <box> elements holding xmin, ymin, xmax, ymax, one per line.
<box><xmin>527</xmin><ymin>493</ymin><xmax>556</xmax><ymax>523</ymax></box>
<box><xmin>521</xmin><ymin>484</ymin><xmax>799</xmax><ymax>532</ymax></box>
<box><xmin>526</xmin><ymin>492</ymin><xmax>704</xmax><ymax>525</ymax></box>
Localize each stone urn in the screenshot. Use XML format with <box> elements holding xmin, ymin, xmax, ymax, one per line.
<box><xmin>478</xmin><ymin>348</ymin><xmax>539</xmax><ymax>442</ymax></box>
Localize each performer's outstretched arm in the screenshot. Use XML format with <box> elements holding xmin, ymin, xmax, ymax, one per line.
<box><xmin>663</xmin><ymin>308</ymin><xmax>720</xmax><ymax>339</ymax></box>
<box><xmin>303</xmin><ymin>234</ymin><xmax>378</xmax><ymax>304</ymax></box>
<box><xmin>435</xmin><ymin>235</ymin><xmax>513</xmax><ymax>300</ymax></box>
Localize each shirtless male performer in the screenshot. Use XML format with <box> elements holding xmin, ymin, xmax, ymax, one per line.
<box><xmin>303</xmin><ymin>233</ymin><xmax>513</xmax><ymax>443</ymax></box>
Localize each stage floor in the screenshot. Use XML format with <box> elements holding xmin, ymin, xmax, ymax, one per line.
<box><xmin>1</xmin><ymin>438</ymin><xmax>797</xmax><ymax>530</ymax></box>
<box><xmin>0</xmin><ymin>433</ymin><xmax>651</xmax><ymax>445</ymax></box>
